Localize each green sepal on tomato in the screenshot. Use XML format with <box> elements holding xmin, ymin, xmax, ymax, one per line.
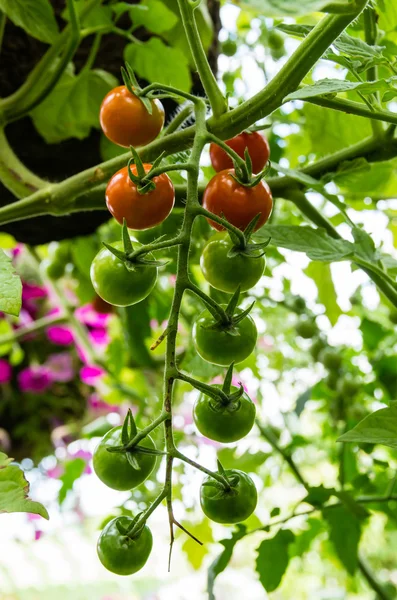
<box><xmin>192</xmin><ymin>306</ymin><xmax>257</xmax><ymax>366</ymax></box>
<box><xmin>194</xmin><ymin>384</ymin><xmax>256</xmax><ymax>443</ymax></box>
<box><xmin>200</xmin><ymin>469</ymin><xmax>257</xmax><ymax>524</ymax></box>
<box><xmin>90</xmin><ymin>240</ymin><xmax>157</xmax><ymax>307</ymax></box>
<box><xmin>97</xmin><ymin>516</ymin><xmax>153</xmax><ymax>575</ymax></box>
<box><xmin>200</xmin><ymin>232</ymin><xmax>265</xmax><ymax>293</ymax></box>
<box><xmin>93</xmin><ymin>426</ymin><xmax>157</xmax><ymax>491</ymax></box>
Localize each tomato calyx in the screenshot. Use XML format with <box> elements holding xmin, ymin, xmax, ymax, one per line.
<box><xmin>127</xmin><ymin>147</ymin><xmax>168</xmax><ymax>195</ymax></box>
<box><xmin>106</xmin><ymin>410</ymin><xmax>164</xmax><ymax>471</ymax></box>
<box><xmin>104</xmin><ymin>222</ymin><xmax>166</xmax><ymax>271</ymax></box>
<box><xmin>226</xmin><ymin>214</ymin><xmax>271</xmax><ymax>259</ymax></box>
<box><xmin>202</xmin><ymin>286</ymin><xmax>255</xmax><ymax>336</ymax></box>
<box><xmin>115</xmin><ymin>512</ymin><xmax>147</xmax><ymax>541</ymax></box>
<box><xmin>202</xmin><ymin>461</ymin><xmax>239</xmax><ymax>495</ymax></box>
<box><xmin>121</xmin><ymin>62</ymin><xmax>153</xmax><ymax>116</ymax></box>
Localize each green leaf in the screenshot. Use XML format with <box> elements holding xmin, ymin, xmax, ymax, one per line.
<box><xmin>305</xmin><ymin>262</ymin><xmax>341</xmax><ymax>326</ymax></box>
<box><xmin>0</xmin><ymin>453</ymin><xmax>49</xmax><ymax>519</ymax></box>
<box><xmin>31</xmin><ymin>67</ymin><xmax>118</xmax><ymax>144</ymax></box>
<box><xmin>62</xmin><ymin>2</ymin><xmax>113</xmax><ymax>28</ymax></box>
<box><xmin>254</xmin><ymin>226</ymin><xmax>355</xmax><ymax>262</ymax></box>
<box><xmin>284</xmin><ymin>77</ymin><xmax>397</xmax><ymax>103</ymax></box>
<box><xmin>0</xmin><ymin>249</ymin><xmax>22</xmax><ymax>317</ymax></box>
<box><xmin>304</xmin><ymin>485</ymin><xmax>335</xmax><ymax>507</ymax></box>
<box><xmin>217</xmin><ymin>447</ymin><xmax>269</xmax><ymax>471</ymax></box>
<box><xmin>256</xmin><ymin>529</ymin><xmax>295</xmax><ymax>592</ymax></box>
<box><xmin>323</xmin><ymin>505</ymin><xmax>363</xmax><ymax>574</ymax></box>
<box><xmin>360</xmin><ymin>317</ymin><xmax>390</xmax><ymax>351</ymax></box>
<box><xmin>338</xmin><ymin>404</ymin><xmax>397</xmax><ymax>449</ymax></box>
<box><xmin>124</xmin><ymin>38</ymin><xmax>191</xmax><ymax>92</ymax></box>
<box><xmin>58</xmin><ymin>459</ymin><xmax>86</xmax><ymax>505</ymax></box>
<box><xmin>0</xmin><ymin>0</ymin><xmax>58</xmax><ymax>43</ymax></box>
<box><xmin>130</xmin><ymin>0</ymin><xmax>178</xmax><ymax>34</ymax></box>
<box><xmin>290</xmin><ymin>519</ymin><xmax>324</xmax><ymax>557</ymax></box>
<box><xmin>207</xmin><ymin>525</ymin><xmax>247</xmax><ymax>600</ymax></box>
<box><xmin>231</xmin><ymin>0</ymin><xmax>350</xmax><ymax>17</ymax></box>
<box><xmin>182</xmin><ymin>519</ymin><xmax>213</xmax><ymax>570</ymax></box>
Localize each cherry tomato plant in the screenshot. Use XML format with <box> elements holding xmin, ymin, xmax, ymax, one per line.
<box><xmin>1</xmin><ymin>0</ymin><xmax>397</xmax><ymax>598</ymax></box>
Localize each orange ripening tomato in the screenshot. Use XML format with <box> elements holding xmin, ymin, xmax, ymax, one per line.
<box><xmin>202</xmin><ymin>169</ymin><xmax>273</xmax><ymax>232</ymax></box>
<box><xmin>100</xmin><ymin>86</ymin><xmax>165</xmax><ymax>148</ymax></box>
<box><xmin>209</xmin><ymin>132</ymin><xmax>270</xmax><ymax>174</ymax></box>
<box><xmin>106</xmin><ymin>164</ymin><xmax>175</xmax><ymax>230</ymax></box>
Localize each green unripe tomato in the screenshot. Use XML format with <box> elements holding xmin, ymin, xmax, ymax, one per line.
<box><xmin>97</xmin><ymin>516</ymin><xmax>152</xmax><ymax>575</ymax></box>
<box><xmin>93</xmin><ymin>426</ymin><xmax>157</xmax><ymax>491</ymax></box>
<box><xmin>200</xmin><ymin>232</ymin><xmax>265</xmax><ymax>293</ymax></box>
<box><xmin>296</xmin><ymin>315</ymin><xmax>318</xmax><ymax>339</ymax></box>
<box><xmin>320</xmin><ymin>348</ymin><xmax>343</xmax><ymax>371</ymax></box>
<box><xmin>193</xmin><ymin>385</ymin><xmax>256</xmax><ymax>443</ymax></box>
<box><xmin>221</xmin><ymin>39</ymin><xmax>238</xmax><ymax>57</ymax></box>
<box><xmin>48</xmin><ymin>241</ymin><xmax>71</xmax><ymax>265</ymax></box>
<box><xmin>310</xmin><ymin>336</ymin><xmax>327</xmax><ymax>361</ymax></box>
<box><xmin>268</xmin><ymin>30</ymin><xmax>284</xmax><ymax>51</ymax></box>
<box><xmin>41</xmin><ymin>258</ymin><xmax>65</xmax><ymax>280</ymax></box>
<box><xmin>90</xmin><ymin>240</ymin><xmax>157</xmax><ymax>307</ymax></box>
<box><xmin>200</xmin><ymin>469</ymin><xmax>257</xmax><ymax>524</ymax></box>
<box><xmin>192</xmin><ymin>306</ymin><xmax>257</xmax><ymax>366</ymax></box>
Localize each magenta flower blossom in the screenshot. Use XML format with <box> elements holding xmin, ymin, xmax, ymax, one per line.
<box><xmin>0</xmin><ymin>359</ymin><xmax>12</xmax><ymax>384</ymax></box>
<box><xmin>22</xmin><ymin>281</ymin><xmax>47</xmax><ymax>316</ymax></box>
<box><xmin>80</xmin><ymin>365</ymin><xmax>105</xmax><ymax>386</ymax></box>
<box><xmin>75</xmin><ymin>304</ymin><xmax>111</xmax><ymax>328</ymax></box>
<box><xmin>34</xmin><ymin>530</ymin><xmax>44</xmax><ymax>541</ymax></box>
<box><xmin>69</xmin><ymin>449</ymin><xmax>93</xmax><ymax>475</ymax></box>
<box><xmin>89</xmin><ymin>327</ymin><xmax>109</xmax><ymax>346</ymax></box>
<box><xmin>45</xmin><ymin>353</ymin><xmax>74</xmax><ymax>382</ymax></box>
<box><xmin>88</xmin><ymin>393</ymin><xmax>119</xmax><ymax>414</ymax></box>
<box><xmin>46</xmin><ymin>465</ymin><xmax>63</xmax><ymax>479</ymax></box>
<box><xmin>46</xmin><ymin>325</ymin><xmax>74</xmax><ymax>346</ymax></box>
<box><xmin>18</xmin><ymin>366</ymin><xmax>52</xmax><ymax>393</ymax></box>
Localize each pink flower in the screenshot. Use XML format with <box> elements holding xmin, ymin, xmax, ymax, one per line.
<box><xmin>89</xmin><ymin>328</ymin><xmax>109</xmax><ymax>346</ymax></box>
<box><xmin>0</xmin><ymin>359</ymin><xmax>12</xmax><ymax>384</ymax></box>
<box><xmin>27</xmin><ymin>513</ymin><xmax>42</xmax><ymax>522</ymax></box>
<box><xmin>18</xmin><ymin>366</ymin><xmax>52</xmax><ymax>393</ymax></box>
<box><xmin>11</xmin><ymin>245</ymin><xmax>23</xmax><ymax>258</ymax></box>
<box><xmin>45</xmin><ymin>353</ymin><xmax>74</xmax><ymax>382</ymax></box>
<box><xmin>88</xmin><ymin>393</ymin><xmax>119</xmax><ymax>414</ymax></box>
<box><xmin>46</xmin><ymin>465</ymin><xmax>63</xmax><ymax>479</ymax></box>
<box><xmin>46</xmin><ymin>325</ymin><xmax>74</xmax><ymax>346</ymax></box>
<box><xmin>80</xmin><ymin>365</ymin><xmax>105</xmax><ymax>386</ymax></box>
<box><xmin>75</xmin><ymin>304</ymin><xmax>111</xmax><ymax>328</ymax></box>
<box><xmin>22</xmin><ymin>281</ymin><xmax>47</xmax><ymax>316</ymax></box>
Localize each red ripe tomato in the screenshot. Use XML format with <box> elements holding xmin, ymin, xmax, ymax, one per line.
<box><xmin>202</xmin><ymin>169</ymin><xmax>273</xmax><ymax>232</ymax></box>
<box><xmin>210</xmin><ymin>132</ymin><xmax>270</xmax><ymax>174</ymax></box>
<box><xmin>106</xmin><ymin>164</ymin><xmax>175</xmax><ymax>230</ymax></box>
<box><xmin>100</xmin><ymin>86</ymin><xmax>165</xmax><ymax>148</ymax></box>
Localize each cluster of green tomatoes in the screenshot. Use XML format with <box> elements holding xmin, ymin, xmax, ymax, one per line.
<box><xmin>90</xmin><ymin>83</ymin><xmax>273</xmax><ymax>576</ymax></box>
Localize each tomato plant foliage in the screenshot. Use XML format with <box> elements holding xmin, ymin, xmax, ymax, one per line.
<box><xmin>0</xmin><ymin>0</ymin><xmax>397</xmax><ymax>598</ymax></box>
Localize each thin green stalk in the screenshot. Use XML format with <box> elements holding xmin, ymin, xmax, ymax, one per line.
<box><xmin>81</xmin><ymin>33</ymin><xmax>102</xmax><ymax>72</ymax></box>
<box><xmin>256</xmin><ymin>420</ymin><xmax>309</xmax><ymax>490</ymax></box>
<box><xmin>173</xmin><ymin>449</ymin><xmax>231</xmax><ymax>490</ymax></box>
<box><xmin>124</xmin><ymin>412</ymin><xmax>169</xmax><ymax>449</ymax></box>
<box><xmin>358</xmin><ymin>557</ymin><xmax>392</xmax><ymax>600</ymax></box>
<box><xmin>0</xmin><ymin>129</ymin><xmax>47</xmax><ymax>197</ymax></box>
<box><xmin>187</xmin><ymin>282</ymin><xmax>229</xmax><ymax>321</ymax></box>
<box><xmin>0</xmin><ymin>11</ymin><xmax>6</xmax><ymax>58</ymax></box>
<box><xmin>363</xmin><ymin>6</ymin><xmax>384</xmax><ymax>138</ymax></box>
<box><xmin>305</xmin><ymin>94</ymin><xmax>397</xmax><ymax>126</ymax></box>
<box><xmin>163</xmin><ymin>104</ymin><xmax>194</xmax><ymax>136</ymax></box>
<box><xmin>175</xmin><ymin>0</ymin><xmax>227</xmax><ymax>119</ymax></box>
<box><xmin>0</xmin><ymin>314</ymin><xmax>65</xmax><ymax>345</ymax></box>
